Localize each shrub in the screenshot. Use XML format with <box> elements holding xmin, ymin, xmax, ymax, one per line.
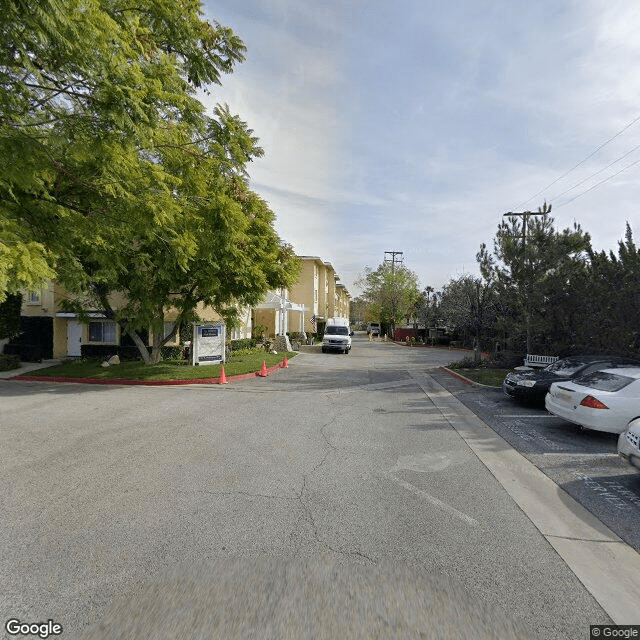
<box><xmin>6</xmin><ymin>316</ymin><xmax>53</xmax><ymax>359</ymax></box>
<box><xmin>492</xmin><ymin>350</ymin><xmax>525</xmax><ymax>369</ymax></box>
<box><xmin>448</xmin><ymin>356</ymin><xmax>506</xmax><ymax>370</ymax></box>
<box><xmin>3</xmin><ymin>343</ymin><xmax>45</xmax><ymax>362</ymax></box>
<box><xmin>0</xmin><ymin>353</ymin><xmax>20</xmax><ymax>371</ymax></box>
<box><xmin>0</xmin><ymin>293</ymin><xmax>21</xmax><ymax>340</ymax></box>
<box><xmin>252</xmin><ymin>324</ymin><xmax>268</xmax><ymax>340</ymax></box>
<box><xmin>160</xmin><ymin>345</ymin><xmax>185</xmax><ymax>360</ymax></box>
<box><xmin>230</xmin><ymin>338</ymin><xmax>257</xmax><ymax>351</ymax></box>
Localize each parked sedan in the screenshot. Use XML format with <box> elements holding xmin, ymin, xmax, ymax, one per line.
<box><xmin>502</xmin><ymin>355</ymin><xmax>640</xmax><ymax>404</ymax></box>
<box><xmin>545</xmin><ymin>367</ymin><xmax>640</xmax><ymax>434</ymax></box>
<box><xmin>618</xmin><ymin>418</ymin><xmax>640</xmax><ymax>471</ymax></box>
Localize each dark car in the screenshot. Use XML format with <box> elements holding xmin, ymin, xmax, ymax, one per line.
<box><xmin>502</xmin><ymin>355</ymin><xmax>640</xmax><ymax>404</ymax></box>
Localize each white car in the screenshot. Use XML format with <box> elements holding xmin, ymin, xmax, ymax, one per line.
<box><xmin>618</xmin><ymin>418</ymin><xmax>640</xmax><ymax>470</ymax></box>
<box><xmin>545</xmin><ymin>367</ymin><xmax>640</xmax><ymax>434</ymax></box>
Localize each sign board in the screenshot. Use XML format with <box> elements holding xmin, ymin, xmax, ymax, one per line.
<box><xmin>192</xmin><ymin>323</ymin><xmax>226</xmax><ymax>365</ymax></box>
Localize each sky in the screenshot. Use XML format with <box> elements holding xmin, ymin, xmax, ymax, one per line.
<box><xmin>201</xmin><ymin>0</ymin><xmax>640</xmax><ymax>297</ymax></box>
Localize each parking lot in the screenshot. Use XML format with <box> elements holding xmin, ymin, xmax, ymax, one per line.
<box><xmin>431</xmin><ymin>369</ymin><xmax>640</xmax><ymax>551</ymax></box>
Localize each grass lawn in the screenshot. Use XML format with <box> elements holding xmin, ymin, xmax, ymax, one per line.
<box><xmin>450</xmin><ymin>367</ymin><xmax>510</xmax><ymax>387</ymax></box>
<box><xmin>26</xmin><ymin>351</ymin><xmax>297</xmax><ymax>381</ymax></box>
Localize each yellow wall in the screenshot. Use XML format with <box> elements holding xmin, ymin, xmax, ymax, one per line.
<box><xmin>21</xmin><ymin>282</ymin><xmax>56</xmax><ymax>316</ymax></box>
<box><xmin>335</xmin><ymin>286</ymin><xmax>350</xmax><ymax>319</ymax></box>
<box><xmin>53</xmin><ymin>317</ymin><xmax>68</xmax><ymax>359</ymax></box>
<box><xmin>327</xmin><ymin>275</ymin><xmax>336</xmax><ymax>318</ymax></box>
<box><xmin>288</xmin><ymin>259</ymin><xmax>319</xmax><ymax>334</ymax></box>
<box><xmin>287</xmin><ymin>257</ymin><xmax>350</xmax><ymax>333</ymax></box>
<box><xmin>253</xmin><ymin>309</ymin><xmax>276</xmax><ymax>337</ymax></box>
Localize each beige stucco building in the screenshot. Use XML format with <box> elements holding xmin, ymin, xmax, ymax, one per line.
<box><xmin>11</xmin><ymin>282</ymin><xmax>252</xmax><ymax>359</ymax></box>
<box><xmin>252</xmin><ymin>288</ymin><xmax>306</xmax><ymax>339</ymax></box>
<box><xmin>8</xmin><ymin>255</ymin><xmax>350</xmax><ymax>358</ymax></box>
<box><xmin>287</xmin><ymin>256</ymin><xmax>351</xmax><ymax>334</ymax></box>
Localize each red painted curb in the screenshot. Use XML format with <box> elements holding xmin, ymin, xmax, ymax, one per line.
<box><xmin>440</xmin><ymin>367</ymin><xmax>473</xmax><ymax>385</ymax></box>
<box><xmin>9</xmin><ymin>359</ymin><xmax>289</xmax><ymax>386</ymax></box>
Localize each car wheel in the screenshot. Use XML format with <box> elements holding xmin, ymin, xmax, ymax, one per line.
<box><xmin>321</xmin><ymin>347</ymin><xmax>326</xmax><ymax>353</ymax></box>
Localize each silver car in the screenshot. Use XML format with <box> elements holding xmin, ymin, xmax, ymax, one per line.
<box><xmin>618</xmin><ymin>417</ymin><xmax>640</xmax><ymax>471</ymax></box>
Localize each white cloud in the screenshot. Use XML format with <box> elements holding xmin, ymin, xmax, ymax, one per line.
<box><xmin>202</xmin><ymin>0</ymin><xmax>640</xmax><ymax>297</ymax></box>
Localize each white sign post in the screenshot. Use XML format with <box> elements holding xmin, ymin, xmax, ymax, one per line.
<box><xmin>192</xmin><ymin>323</ymin><xmax>226</xmax><ymax>366</ymax></box>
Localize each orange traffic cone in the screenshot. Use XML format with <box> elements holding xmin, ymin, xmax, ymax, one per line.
<box><xmin>258</xmin><ymin>361</ymin><xmax>268</xmax><ymax>377</ymax></box>
<box><xmin>283</xmin><ymin>357</ymin><xmax>288</xmax><ymax>368</ymax></box>
<box><xmin>219</xmin><ymin>366</ymin><xmax>228</xmax><ymax>384</ymax></box>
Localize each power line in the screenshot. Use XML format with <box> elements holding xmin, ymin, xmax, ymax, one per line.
<box><xmin>555</xmin><ymin>156</ymin><xmax>640</xmax><ymax>209</ymax></box>
<box><xmin>515</xmin><ymin>112</ymin><xmax>640</xmax><ymax>209</ymax></box>
<box><xmin>548</xmin><ymin>142</ymin><xmax>640</xmax><ymax>202</ymax></box>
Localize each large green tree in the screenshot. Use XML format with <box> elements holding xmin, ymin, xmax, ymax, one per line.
<box><xmin>1</xmin><ymin>0</ymin><xmax>299</xmax><ymax>361</ymax></box>
<box><xmin>356</xmin><ymin>262</ymin><xmax>421</xmax><ymax>335</ymax></box>
<box><xmin>477</xmin><ymin>203</ymin><xmax>591</xmax><ymax>354</ymax></box>
<box><xmin>575</xmin><ymin>223</ymin><xmax>640</xmax><ymax>355</ymax></box>
<box><xmin>434</xmin><ymin>275</ymin><xmax>497</xmax><ymax>350</ymax></box>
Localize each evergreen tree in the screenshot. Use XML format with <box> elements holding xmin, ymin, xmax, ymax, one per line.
<box><xmin>579</xmin><ymin>223</ymin><xmax>640</xmax><ymax>355</ymax></box>
<box><xmin>477</xmin><ymin>203</ymin><xmax>591</xmax><ymax>354</ymax></box>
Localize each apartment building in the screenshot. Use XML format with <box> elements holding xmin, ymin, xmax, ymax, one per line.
<box><xmin>7</xmin><ymin>282</ymin><xmax>252</xmax><ymax>359</ymax></box>
<box><xmin>287</xmin><ymin>256</ymin><xmax>350</xmax><ymax>334</ymax></box>
<box><xmin>5</xmin><ymin>256</ymin><xmax>350</xmax><ymax>358</ymax></box>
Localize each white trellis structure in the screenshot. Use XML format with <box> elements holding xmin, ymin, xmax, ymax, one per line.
<box><xmin>255</xmin><ymin>288</ymin><xmax>306</xmax><ymax>336</ymax></box>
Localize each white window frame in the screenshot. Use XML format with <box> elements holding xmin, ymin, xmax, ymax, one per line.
<box><xmin>26</xmin><ymin>291</ymin><xmax>41</xmax><ymax>305</ymax></box>
<box><xmin>88</xmin><ymin>320</ymin><xmax>117</xmax><ymax>344</ymax></box>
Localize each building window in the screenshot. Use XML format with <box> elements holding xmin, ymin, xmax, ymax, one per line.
<box><xmin>163</xmin><ymin>322</ymin><xmax>179</xmax><ymax>344</ymax></box>
<box><xmin>88</xmin><ymin>320</ymin><xmax>117</xmax><ymax>343</ymax></box>
<box><xmin>26</xmin><ymin>291</ymin><xmax>41</xmax><ymax>305</ymax></box>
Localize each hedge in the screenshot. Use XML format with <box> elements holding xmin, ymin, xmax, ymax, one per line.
<box><xmin>0</xmin><ymin>353</ymin><xmax>20</xmax><ymax>371</ymax></box>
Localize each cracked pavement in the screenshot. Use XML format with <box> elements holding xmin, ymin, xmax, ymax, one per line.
<box><xmin>0</xmin><ymin>335</ymin><xmax>616</xmax><ymax>639</ymax></box>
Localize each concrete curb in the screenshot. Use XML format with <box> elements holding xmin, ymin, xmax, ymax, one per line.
<box><xmin>441</xmin><ymin>366</ymin><xmax>502</xmax><ymax>389</ymax></box>
<box><xmin>411</xmin><ymin>371</ymin><xmax>640</xmax><ymax>625</ymax></box>
<box><xmin>6</xmin><ymin>359</ymin><xmax>290</xmax><ymax>386</ymax></box>
<box><xmin>390</xmin><ymin>341</ymin><xmax>490</xmax><ymax>356</ymax></box>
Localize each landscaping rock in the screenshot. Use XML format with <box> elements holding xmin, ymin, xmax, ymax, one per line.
<box><xmin>273</xmin><ymin>334</ymin><xmax>292</xmax><ymax>353</ymax></box>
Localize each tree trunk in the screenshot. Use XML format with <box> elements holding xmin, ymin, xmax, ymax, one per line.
<box><xmin>126</xmin><ymin>327</ymin><xmax>152</xmax><ymax>364</ymax></box>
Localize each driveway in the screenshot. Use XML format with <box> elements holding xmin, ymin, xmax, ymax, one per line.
<box><xmin>1</xmin><ymin>334</ymin><xmax>636</xmax><ymax>639</ymax></box>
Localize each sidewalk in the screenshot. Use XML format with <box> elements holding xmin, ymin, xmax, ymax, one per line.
<box><xmin>0</xmin><ymin>359</ymin><xmax>62</xmax><ymax>380</ymax></box>
<box><xmin>412</xmin><ymin>370</ymin><xmax>640</xmax><ymax>625</ymax></box>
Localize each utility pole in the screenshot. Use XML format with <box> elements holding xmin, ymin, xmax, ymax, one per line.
<box><xmin>384</xmin><ymin>251</ymin><xmax>404</xmax><ymax>274</ymax></box>
<box><xmin>384</xmin><ymin>251</ymin><xmax>404</xmax><ymax>338</ymax></box>
<box><xmin>503</xmin><ymin>204</ymin><xmax>550</xmax><ymax>354</ymax></box>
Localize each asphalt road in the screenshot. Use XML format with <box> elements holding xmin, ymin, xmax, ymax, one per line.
<box><xmin>431</xmin><ymin>369</ymin><xmax>640</xmax><ymax>552</ymax></box>
<box><xmin>0</xmin><ymin>334</ymin><xmax>627</xmax><ymax>639</ymax></box>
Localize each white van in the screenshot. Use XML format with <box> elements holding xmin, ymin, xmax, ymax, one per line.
<box><xmin>322</xmin><ymin>317</ymin><xmax>352</xmax><ymax>354</ymax></box>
